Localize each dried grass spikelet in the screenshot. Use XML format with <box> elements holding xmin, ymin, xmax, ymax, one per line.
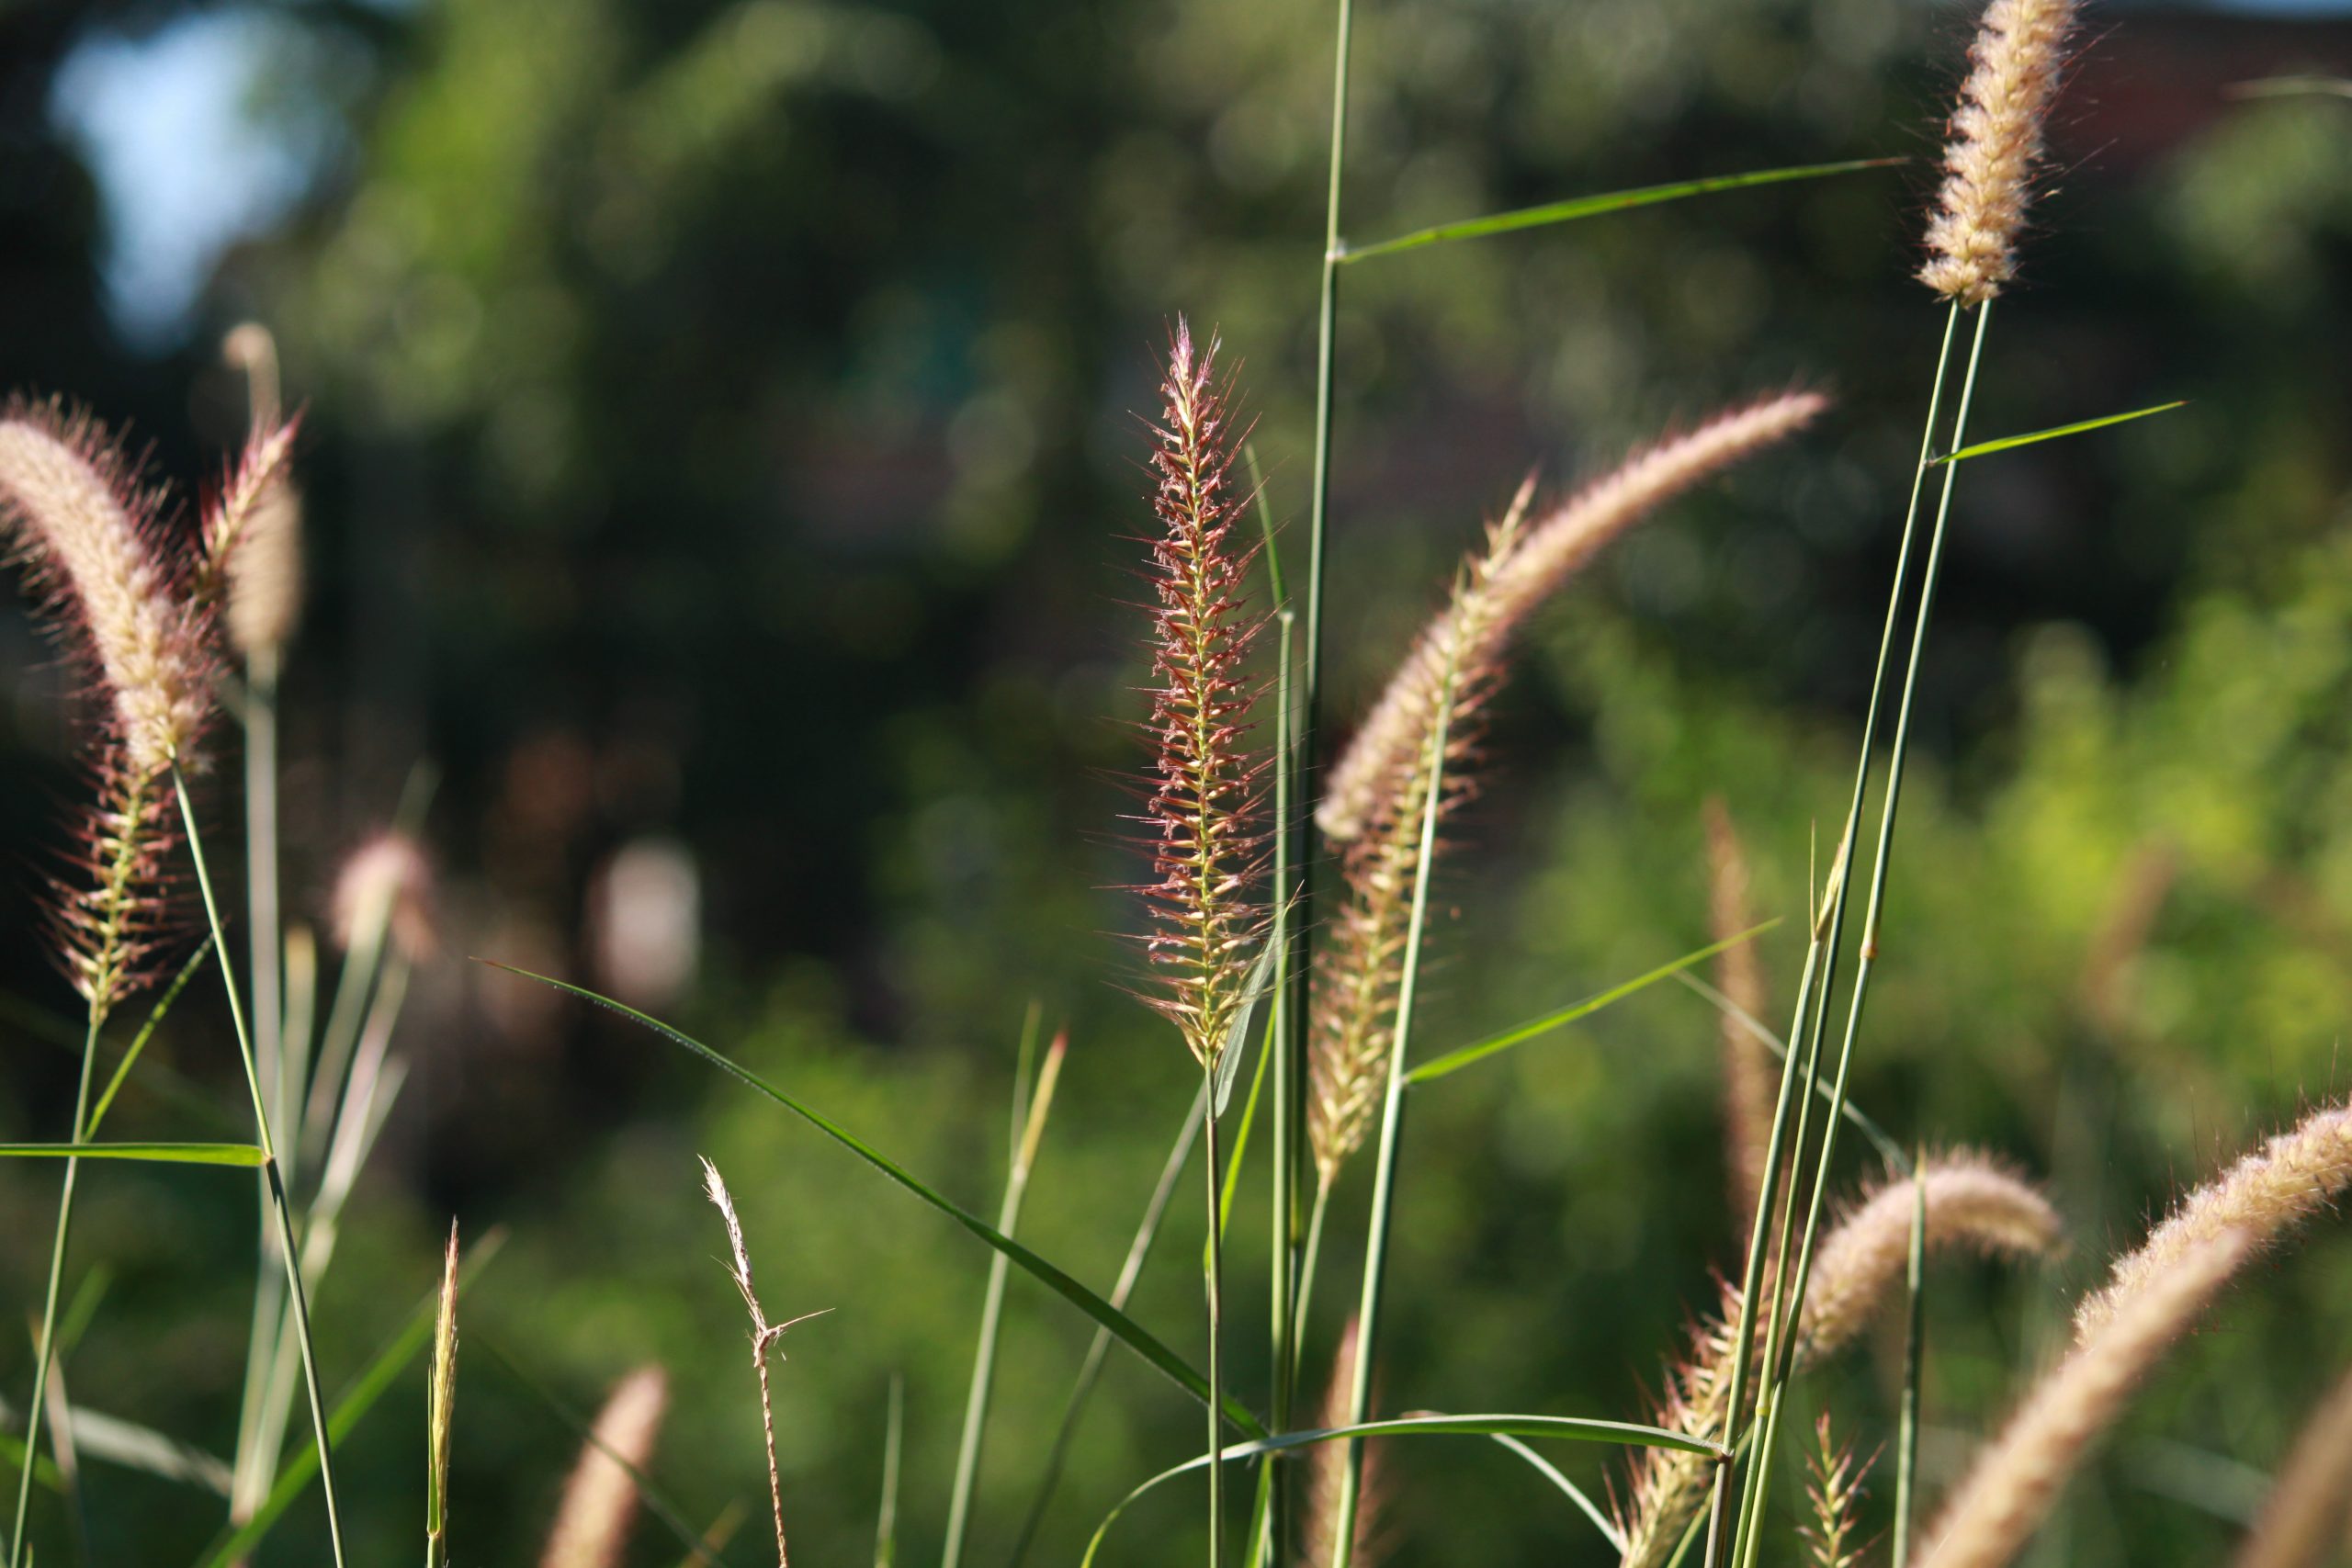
<box><xmin>2073</xmin><ymin>1100</ymin><xmax>2352</xmax><ymax>1348</ymax></box>
<box><xmin>540</xmin><ymin>1364</ymin><xmax>671</xmax><ymax>1568</ymax></box>
<box><xmin>1306</xmin><ymin>393</ymin><xmax>1826</xmax><ymax>1187</ymax></box>
<box><xmin>427</xmin><ymin>1221</ymin><xmax>460</xmax><ymax>1568</ymax></box>
<box><xmin>1800</xmin><ymin>1413</ymin><xmax>1875</xmax><ymax>1568</ymax></box>
<box><xmin>1135</xmin><ymin>320</ymin><xmax>1271</xmax><ymax>1068</ymax></box>
<box><xmin>1301</xmin><ymin>1317</ymin><xmax>1387</xmax><ymax>1568</ymax></box>
<box><xmin>1316</xmin><ymin>390</ymin><xmax>1827</xmax><ymax>847</ymax></box>
<box><xmin>1918</xmin><ymin>0</ymin><xmax>2080</xmax><ymax>307</ymax></box>
<box><xmin>1916</xmin><ymin>1228</ymin><xmax>2253</xmax><ymax>1568</ymax></box>
<box><xmin>216</xmin><ymin>323</ymin><xmax>301</xmax><ymax>660</ymax></box>
<box><xmin>332</xmin><ymin>832</ymin><xmax>439</xmax><ymax>962</ymax></box>
<box><xmin>0</xmin><ymin>407</ymin><xmax>212</xmax><ymax>775</ymax></box>
<box><xmin>702</xmin><ymin>1157</ymin><xmax>826</xmax><ymax>1568</ymax></box>
<box><xmin>1704</xmin><ymin>798</ymin><xmax>1775</xmax><ymax>1239</ymax></box>
<box><xmin>2231</xmin><ymin>1361</ymin><xmax>2352</xmax><ymax>1568</ymax></box>
<box><xmin>1615</xmin><ymin>1153</ymin><xmax>2061</xmax><ymax>1568</ymax></box>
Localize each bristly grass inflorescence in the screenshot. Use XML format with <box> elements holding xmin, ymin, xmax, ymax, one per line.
<box><xmin>1920</xmin><ymin>0</ymin><xmax>2080</xmax><ymax>306</ymax></box>
<box><xmin>1135</xmin><ymin>319</ymin><xmax>1272</xmax><ymax>1072</ymax></box>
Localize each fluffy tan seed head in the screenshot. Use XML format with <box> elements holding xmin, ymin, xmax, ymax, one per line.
<box><xmin>1317</xmin><ymin>390</ymin><xmax>1827</xmax><ymax>845</ymax></box>
<box><xmin>2073</xmin><ymin>1101</ymin><xmax>2352</xmax><ymax>1348</ymax></box>
<box><xmin>540</xmin><ymin>1365</ymin><xmax>670</xmax><ymax>1568</ymax></box>
<box><xmin>1919</xmin><ymin>0</ymin><xmax>2080</xmax><ymax>306</ymax></box>
<box><xmin>332</xmin><ymin>832</ymin><xmax>439</xmax><ymax>962</ymax></box>
<box><xmin>1301</xmin><ymin>1318</ymin><xmax>1387</xmax><ymax>1568</ymax></box>
<box><xmin>0</xmin><ymin>411</ymin><xmax>211</xmax><ymax>773</ymax></box>
<box><xmin>2232</xmin><ymin>1362</ymin><xmax>2352</xmax><ymax>1568</ymax></box>
<box><xmin>1704</xmin><ymin>798</ymin><xmax>1775</xmax><ymax>1239</ymax></box>
<box><xmin>1917</xmin><ymin>1229</ymin><xmax>2252</xmax><ymax>1568</ymax></box>
<box><xmin>1615</xmin><ymin>1154</ymin><xmax>2061</xmax><ymax>1568</ymax></box>
<box><xmin>215</xmin><ymin>323</ymin><xmax>303</xmax><ymax>659</ymax></box>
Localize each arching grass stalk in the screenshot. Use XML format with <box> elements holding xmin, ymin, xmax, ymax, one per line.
<box><xmin>1706</xmin><ymin>302</ymin><xmax>1964</xmax><ymax>1568</ymax></box>
<box><xmin>171</xmin><ymin>767</ymin><xmax>349</xmax><ymax>1568</ymax></box>
<box><xmin>1727</xmin><ymin>301</ymin><xmax>1995</xmax><ymax>1568</ymax></box>
<box><xmin>1324</xmin><ymin>640</ymin><xmax>1457</xmax><ymax>1568</ymax></box>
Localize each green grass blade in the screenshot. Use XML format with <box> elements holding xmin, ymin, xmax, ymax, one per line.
<box><xmin>1212</xmin><ymin>1008</ymin><xmax>1272</xmax><ymax>1254</ymax></box>
<box><xmin>1890</xmin><ymin>1153</ymin><xmax>1928</xmax><ymax>1568</ymax></box>
<box><xmin>1340</xmin><ymin>159</ymin><xmax>1899</xmax><ymax>263</ymax></box>
<box><xmin>194</xmin><ymin>1229</ymin><xmax>505</xmax><ymax>1568</ymax></box>
<box><xmin>484</xmin><ymin>963</ymin><xmax>1266</xmax><ymax>1438</ymax></box>
<box><xmin>86</xmin><ymin>940</ymin><xmax>212</xmax><ymax>1136</ymax></box>
<box><xmin>0</xmin><ymin>1144</ymin><xmax>264</xmax><ymax>1167</ymax></box>
<box><xmin>1487</xmin><ymin>1435</ymin><xmax>1623</xmax><ymax>1553</ymax></box>
<box><xmin>473</xmin><ymin>1337</ymin><xmax>730</xmax><ymax>1568</ymax></box>
<box><xmin>1672</xmin><ymin>972</ymin><xmax>1910</xmax><ymax>1173</ymax></box>
<box><xmin>1403</xmin><ymin>924</ymin><xmax>1777</xmax><ymax>1086</ymax></box>
<box><xmin>1081</xmin><ymin>1415</ymin><xmax>1722</xmax><ymax>1568</ymax></box>
<box><xmin>1931</xmin><ymin>401</ymin><xmax>2183</xmax><ymax>466</ymax></box>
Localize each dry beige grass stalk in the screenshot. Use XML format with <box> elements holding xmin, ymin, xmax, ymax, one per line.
<box><xmin>1300</xmin><ymin>1317</ymin><xmax>1386</xmax><ymax>1568</ymax></box>
<box><xmin>1704</xmin><ymin>798</ymin><xmax>1774</xmax><ymax>1240</ymax></box>
<box><xmin>540</xmin><ymin>1365</ymin><xmax>670</xmax><ymax>1568</ymax></box>
<box><xmin>1917</xmin><ymin>1229</ymin><xmax>2252</xmax><ymax>1568</ymax></box>
<box><xmin>2231</xmin><ymin>1361</ymin><xmax>2352</xmax><ymax>1568</ymax></box>
<box><xmin>2073</xmin><ymin>1100</ymin><xmax>2352</xmax><ymax>1348</ymax></box>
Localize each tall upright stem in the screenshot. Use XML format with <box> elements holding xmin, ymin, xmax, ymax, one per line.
<box><xmin>1731</xmin><ymin>302</ymin><xmax>1995</xmax><ymax>1566</ymax></box>
<box><xmin>1327</xmin><ymin>663</ymin><xmax>1454</xmax><ymax>1568</ymax></box>
<box><xmin>173</xmin><ymin>768</ymin><xmax>350</xmax><ymax>1568</ymax></box>
<box><xmin>1709</xmin><ymin>302</ymin><xmax>1968</xmax><ymax>1566</ymax></box>
<box><xmin>1203</xmin><ymin>1066</ymin><xmax>1226</xmax><ymax>1568</ymax></box>
<box><xmin>7</xmin><ymin>1009</ymin><xmax>101</xmax><ymax>1568</ymax></box>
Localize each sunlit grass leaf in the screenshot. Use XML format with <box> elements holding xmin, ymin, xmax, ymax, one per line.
<box><xmin>1931</xmin><ymin>401</ymin><xmax>2185</xmax><ymax>466</ymax></box>
<box><xmin>1080</xmin><ymin>1414</ymin><xmax>1724</xmax><ymax>1568</ymax></box>
<box><xmin>1404</xmin><ymin>924</ymin><xmax>1775</xmax><ymax>1086</ymax></box>
<box><xmin>0</xmin><ymin>1143</ymin><xmax>263</xmax><ymax>1167</ymax></box>
<box><xmin>194</xmin><ymin>1229</ymin><xmax>507</xmax><ymax>1568</ymax></box>
<box><xmin>1340</xmin><ymin>160</ymin><xmax>1900</xmax><ymax>263</ymax></box>
<box><xmin>483</xmin><ymin>963</ymin><xmax>1266</xmax><ymax>1438</ymax></box>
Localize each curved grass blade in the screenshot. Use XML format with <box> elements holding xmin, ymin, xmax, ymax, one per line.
<box><xmin>1403</xmin><ymin>924</ymin><xmax>1776</xmax><ymax>1086</ymax></box>
<box><xmin>1931</xmin><ymin>401</ymin><xmax>2184</xmax><ymax>466</ymax></box>
<box><xmin>193</xmin><ymin>1229</ymin><xmax>506</xmax><ymax>1568</ymax></box>
<box><xmin>1081</xmin><ymin>1415</ymin><xmax>1721</xmax><ymax>1568</ymax></box>
<box><xmin>1673</xmin><ymin>972</ymin><xmax>1910</xmax><ymax>1174</ymax></box>
<box><xmin>0</xmin><ymin>1144</ymin><xmax>264</xmax><ymax>1167</ymax></box>
<box><xmin>482</xmin><ymin>963</ymin><xmax>1265</xmax><ymax>1438</ymax></box>
<box><xmin>1487</xmin><ymin>1434</ymin><xmax>1623</xmax><ymax>1553</ymax></box>
<box><xmin>1340</xmin><ymin>159</ymin><xmax>1899</xmax><ymax>264</ymax></box>
<box><xmin>85</xmin><ymin>939</ymin><xmax>213</xmax><ymax>1136</ymax></box>
<box><xmin>473</xmin><ymin>1336</ymin><xmax>729</xmax><ymax>1568</ymax></box>
<box><xmin>874</xmin><ymin>1378</ymin><xmax>902</xmax><ymax>1568</ymax></box>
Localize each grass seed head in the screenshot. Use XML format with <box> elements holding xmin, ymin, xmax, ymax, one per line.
<box><xmin>540</xmin><ymin>1365</ymin><xmax>671</xmax><ymax>1568</ymax></box>
<box><xmin>1919</xmin><ymin>0</ymin><xmax>2081</xmax><ymax>306</ymax></box>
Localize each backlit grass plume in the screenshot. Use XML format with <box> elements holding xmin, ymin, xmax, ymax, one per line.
<box><xmin>1919</xmin><ymin>0</ymin><xmax>2080</xmax><ymax>306</ymax></box>
<box><xmin>426</xmin><ymin>1221</ymin><xmax>459</xmax><ymax>1568</ymax></box>
<box><xmin>539</xmin><ymin>1365</ymin><xmax>670</xmax><ymax>1568</ymax></box>
<box><xmin>1300</xmin><ymin>1317</ymin><xmax>1387</xmax><ymax>1568</ymax></box>
<box><xmin>1615</xmin><ymin>1153</ymin><xmax>2060</xmax><ymax>1568</ymax></box>
<box><xmin>1307</xmin><ymin>393</ymin><xmax>1826</xmax><ymax>1187</ymax></box>
<box><xmin>0</xmin><ymin>408</ymin><xmax>212</xmax><ymax>779</ymax></box>
<box><xmin>2232</xmin><ymin>1362</ymin><xmax>2352</xmax><ymax>1568</ymax></box>
<box><xmin>218</xmin><ymin>322</ymin><xmax>304</xmax><ymax>662</ymax></box>
<box><xmin>2072</xmin><ymin>1100</ymin><xmax>2352</xmax><ymax>1347</ymax></box>
<box><xmin>1799</xmin><ymin>1414</ymin><xmax>1873</xmax><ymax>1568</ymax></box>
<box><xmin>1132</xmin><ymin>319</ymin><xmax>1270</xmax><ymax>1070</ymax></box>
<box><xmin>1914</xmin><ymin>1229</ymin><xmax>2252</xmax><ymax>1568</ymax></box>
<box><xmin>1705</xmin><ymin>797</ymin><xmax>1775</xmax><ymax>1239</ymax></box>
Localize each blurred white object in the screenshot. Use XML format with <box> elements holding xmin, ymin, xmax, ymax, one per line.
<box><xmin>589</xmin><ymin>838</ymin><xmax>700</xmax><ymax>1009</ymax></box>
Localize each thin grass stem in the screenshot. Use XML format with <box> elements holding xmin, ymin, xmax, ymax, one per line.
<box><xmin>876</xmin><ymin>1377</ymin><xmax>902</xmax><ymax>1568</ymax></box>
<box><xmin>1203</xmin><ymin>1056</ymin><xmax>1227</xmax><ymax>1568</ymax></box>
<box><xmin>172</xmin><ymin>766</ymin><xmax>349</xmax><ymax>1568</ymax></box>
<box><xmin>6</xmin><ymin>1008</ymin><xmax>101</xmax><ymax>1568</ymax></box>
<box><xmin>1326</xmin><ymin>655</ymin><xmax>1457</xmax><ymax>1568</ymax></box>
<box><xmin>1734</xmin><ymin>301</ymin><xmax>1995</xmax><ymax>1567</ymax></box>
<box><xmin>1891</xmin><ymin>1152</ymin><xmax>1928</xmax><ymax>1568</ymax></box>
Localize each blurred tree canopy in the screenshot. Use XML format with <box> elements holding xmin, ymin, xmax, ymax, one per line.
<box><xmin>2</xmin><ymin>0</ymin><xmax>2352</xmax><ymax>1565</ymax></box>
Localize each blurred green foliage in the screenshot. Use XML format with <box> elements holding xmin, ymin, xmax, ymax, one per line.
<box><xmin>3</xmin><ymin>0</ymin><xmax>2352</xmax><ymax>1566</ymax></box>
